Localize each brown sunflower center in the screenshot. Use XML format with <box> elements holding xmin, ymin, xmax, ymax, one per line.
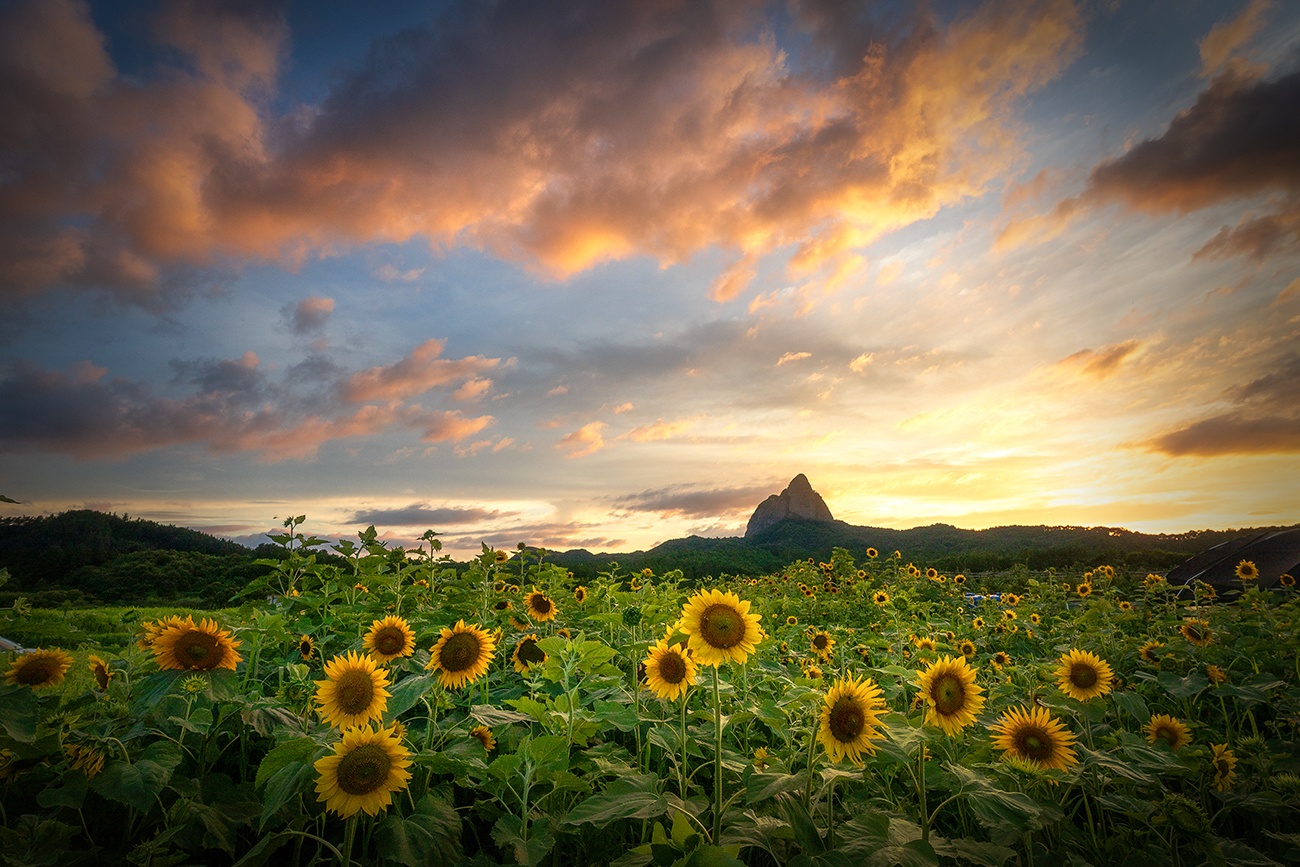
<box><xmin>813</xmin><ymin>635</ymin><xmax>829</xmax><ymax>650</ymax></box>
<box><xmin>828</xmin><ymin>697</ymin><xmax>865</xmax><ymax>743</ymax></box>
<box><xmin>300</xmin><ymin>638</ymin><xmax>313</xmax><ymax>657</ymax></box>
<box><xmin>932</xmin><ymin>674</ymin><xmax>966</xmax><ymax>716</ymax></box>
<box><xmin>336</xmin><ymin>743</ymin><xmax>392</xmax><ymax>795</ymax></box>
<box><xmin>335</xmin><ymin>669</ymin><xmax>376</xmax><ymax>715</ymax></box>
<box><xmin>440</xmin><ymin>632</ymin><xmax>482</xmax><ymax>672</ymax></box>
<box><xmin>1015</xmin><ymin>727</ymin><xmax>1052</xmax><ymax>761</ymax></box>
<box><xmin>657</xmin><ymin>651</ymin><xmax>687</xmax><ymax>684</ymax></box>
<box><xmin>92</xmin><ymin>664</ymin><xmax>111</xmax><ymax>691</ymax></box>
<box><xmin>373</xmin><ymin>627</ymin><xmax>407</xmax><ymax>656</ymax></box>
<box><xmin>517</xmin><ymin>638</ymin><xmax>545</xmax><ymax>665</ymax></box>
<box><xmin>529</xmin><ymin>595</ymin><xmax>552</xmax><ymax>615</ymax></box>
<box><xmin>699</xmin><ymin>604</ymin><xmax>745</xmax><ymax>649</ymax></box>
<box><xmin>1070</xmin><ymin>664</ymin><xmax>1098</xmax><ymax>688</ymax></box>
<box><xmin>15</xmin><ymin>658</ymin><xmax>57</xmax><ymax>686</ymax></box>
<box><xmin>176</xmin><ymin>631</ymin><xmax>223</xmax><ymax>670</ymax></box>
<box><xmin>1154</xmin><ymin>726</ymin><xmax>1177</xmax><ymax>746</ymax></box>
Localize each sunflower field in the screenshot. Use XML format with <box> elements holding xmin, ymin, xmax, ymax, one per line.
<box><xmin>2</xmin><ymin>520</ymin><xmax>1299</xmax><ymax>867</ymax></box>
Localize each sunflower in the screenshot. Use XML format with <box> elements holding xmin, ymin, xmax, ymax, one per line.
<box><xmin>816</xmin><ymin>675</ymin><xmax>887</xmax><ymax>766</ymax></box>
<box><xmin>642</xmin><ymin>638</ymin><xmax>697</xmax><ymax>701</ymax></box>
<box><xmin>1146</xmin><ymin>714</ymin><xmax>1192</xmax><ymax>750</ymax></box>
<box><xmin>1280</xmin><ymin>573</ymin><xmax>1296</xmax><ymax>588</ymax></box>
<box><xmin>1181</xmin><ymin>619</ymin><xmax>1213</xmax><ymax>647</ymax></box>
<box><xmin>524</xmin><ymin>590</ymin><xmax>557</xmax><ymax>622</ymax></box>
<box><xmin>151</xmin><ymin>617</ymin><xmax>242</xmax><ymax>672</ymax></box>
<box><xmin>992</xmin><ymin>651</ymin><xmax>1011</xmax><ymax>669</ymax></box>
<box><xmin>494</xmin><ymin>598</ymin><xmax>512</xmax><ymax>611</ymax></box>
<box><xmin>1029</xmin><ymin>613</ymin><xmax>1041</xmax><ymax>625</ymax></box>
<box><xmin>88</xmin><ymin>654</ymin><xmax>112</xmax><ymax>691</ymax></box>
<box><xmin>314</xmin><ymin>651</ymin><xmax>391</xmax><ymax>730</ymax></box>
<box><xmin>953</xmin><ymin>574</ymin><xmax>967</xmax><ymax>585</ymax></box>
<box><xmin>958</xmin><ymin>639</ymin><xmax>977</xmax><ymax>658</ymax></box>
<box><xmin>1054</xmin><ymin>649</ymin><xmax>1114</xmax><ymax>701</ymax></box>
<box><xmin>1210</xmin><ymin>743</ymin><xmax>1237</xmax><ymax>791</ymax></box>
<box><xmin>298</xmin><ymin>635</ymin><xmax>316</xmax><ymax>661</ymax></box>
<box><xmin>363</xmin><ymin>616</ymin><xmax>416</xmax><ymax>664</ymax></box>
<box><xmin>470</xmin><ymin>725</ymin><xmax>496</xmax><ymax>753</ymax></box>
<box><xmin>508</xmin><ymin>615</ymin><xmax>530</xmax><ymax>630</ymax></box>
<box><xmin>1118</xmin><ymin>601</ymin><xmax>1132</xmax><ymax>611</ymax></box>
<box><xmin>354</xmin><ymin>583</ymin><xmax>369</xmax><ymax>593</ymax></box>
<box><xmin>810</xmin><ymin>630</ymin><xmax>835</xmax><ymax>661</ymax></box>
<box><xmin>872</xmin><ymin>591</ymin><xmax>890</xmax><ymax>606</ymax></box>
<box><xmin>926</xmin><ymin>568</ymin><xmax>939</xmax><ymax>580</ymax></box>
<box><xmin>866</xmin><ymin>547</ymin><xmax>878</xmax><ymax>559</ymax></box>
<box><xmin>512</xmin><ymin>635</ymin><xmax>547</xmax><ymax>674</ymax></box>
<box><xmin>914</xmin><ymin>637</ymin><xmax>936</xmax><ymax>652</ymax></box>
<box><xmin>1004</xmin><ymin>593</ymin><xmax>1021</xmax><ymax>606</ymax></box>
<box><xmin>5</xmin><ymin>649</ymin><xmax>72</xmax><ymax>689</ymax></box>
<box><xmin>314</xmin><ymin>724</ymin><xmax>413</xmax><ymax>818</ymax></box>
<box><xmin>573</xmin><ymin>586</ymin><xmax>588</xmax><ymax>604</ymax></box>
<box><xmin>806</xmin><ymin>665</ymin><xmax>823</xmax><ymax>680</ymax></box>
<box><xmin>916</xmin><ymin>656</ymin><xmax>985</xmax><ymax>736</ymax></box>
<box><xmin>990</xmin><ymin>706</ymin><xmax>1079</xmax><ymax>772</ymax></box>
<box><xmin>972</xmin><ymin>617</ymin><xmax>985</xmax><ymax>630</ymax></box>
<box><xmin>61</xmin><ymin>740</ymin><xmax>105</xmax><ymax>779</ymax></box>
<box><xmin>427</xmin><ymin>621</ymin><xmax>497</xmax><ymax>689</ymax></box>
<box><xmin>1076</xmin><ymin>583</ymin><xmax>1092</xmax><ymax>598</ymax></box>
<box><xmin>1138</xmin><ymin>640</ymin><xmax>1164</xmax><ymax>664</ymax></box>
<box><xmin>1002</xmin><ymin>609</ymin><xmax>1017</xmax><ymax>621</ymax></box>
<box><xmin>1206</xmin><ymin>664</ymin><xmax>1227</xmax><ymax>684</ymax></box>
<box><xmin>556</xmin><ymin>627</ymin><xmax>571</xmax><ymax>640</ymax></box>
<box><xmin>752</xmin><ymin>747</ymin><xmax>770</xmax><ymax>771</ymax></box>
<box><xmin>786</xmin><ymin>616</ymin><xmax>798</xmax><ymax>626</ymax></box>
<box><xmin>1144</xmin><ymin>573</ymin><xmax>1165</xmax><ymax>589</ymax></box>
<box><xmin>1236</xmin><ymin>560</ymin><xmax>1259</xmax><ymax>581</ymax></box>
<box><xmin>678</xmin><ymin>588</ymin><xmax>764</xmax><ymax>667</ymax></box>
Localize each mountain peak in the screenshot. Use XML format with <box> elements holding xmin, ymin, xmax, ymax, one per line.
<box><xmin>745</xmin><ymin>475</ymin><xmax>834</xmax><ymax>538</ymax></box>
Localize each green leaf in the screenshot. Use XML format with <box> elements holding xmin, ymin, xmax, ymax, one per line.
<box><xmin>525</xmin><ymin>734</ymin><xmax>570</xmax><ymax>769</ymax></box>
<box><xmin>744</xmin><ymin>771</ymin><xmax>809</xmax><ymax>806</ymax></box>
<box><xmin>255</xmin><ymin>737</ymin><xmax>319</xmax><ymax>789</ymax></box>
<box><xmin>384</xmin><ymin>673</ymin><xmax>435</xmax><ymax>721</ymax></box>
<box><xmin>682</xmin><ymin>845</ymin><xmax>747</xmax><ymax>867</ymax></box>
<box><xmin>37</xmin><ymin>772</ymin><xmax>88</xmax><ymax>809</ymax></box>
<box><xmin>1109</xmin><ymin>690</ymin><xmax>1149</xmax><ymax>723</ymax></box>
<box><xmin>258</xmin><ymin>760</ymin><xmax>317</xmax><ymax>829</ymax></box>
<box><xmin>470</xmin><ymin>704</ymin><xmax>535</xmax><ymax>727</ymax></box>
<box><xmin>564</xmin><ymin>775</ymin><xmax>666</xmax><ymax>828</ymax></box>
<box><xmin>375</xmin><ymin>794</ymin><xmax>463</xmax><ymax>867</ymax></box>
<box><xmin>1079</xmin><ymin>745</ymin><xmax>1154</xmax><ymax>784</ymax></box>
<box><xmin>90</xmin><ymin>741</ymin><xmax>182</xmax><ymax>813</ymax></box>
<box><xmin>930</xmin><ymin>836</ymin><xmax>1016</xmax><ymax>866</ymax></box>
<box><xmin>0</xmin><ymin>686</ymin><xmax>38</xmax><ymax>742</ymax></box>
<box><xmin>1158</xmin><ymin>671</ymin><xmax>1208</xmax><ymax>699</ymax></box>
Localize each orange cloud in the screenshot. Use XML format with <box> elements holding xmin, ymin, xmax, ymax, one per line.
<box><xmin>0</xmin><ymin>0</ymin><xmax>1083</xmax><ymax>305</ymax></box>
<box><xmin>1055</xmin><ymin>341</ymin><xmax>1141</xmax><ymax>379</ymax></box>
<box><xmin>342</xmin><ymin>340</ymin><xmax>500</xmax><ymax>403</ymax></box>
<box><xmin>1199</xmin><ymin>0</ymin><xmax>1270</xmax><ymax>78</ymax></box>
<box><xmin>556</xmin><ymin>421</ymin><xmax>607</xmax><ymax>458</ymax></box>
<box><xmin>1147</xmin><ymin>415</ymin><xmax>1300</xmax><ymax>456</ymax></box>
<box><xmin>622</xmin><ymin>419</ymin><xmax>691</xmax><ymax>442</ymax></box>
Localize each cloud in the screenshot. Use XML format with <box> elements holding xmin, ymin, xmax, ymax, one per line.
<box><xmin>1145</xmin><ymin>351</ymin><xmax>1300</xmax><ymax>456</ymax></box>
<box><xmin>341</xmin><ymin>339</ymin><xmax>500</xmax><ymax>403</ymax></box>
<box><xmin>1</xmin><ymin>0</ymin><xmax>1082</xmax><ymax>305</ymax></box>
<box><xmin>1199</xmin><ymin>0</ymin><xmax>1270</xmax><ymax>78</ymax></box>
<box><xmin>556</xmin><ymin>421</ymin><xmax>607</xmax><ymax>458</ymax></box>
<box><xmin>1055</xmin><ymin>341</ymin><xmax>1140</xmax><ymax>379</ymax></box>
<box><xmin>614</xmin><ymin>483</ymin><xmax>771</xmax><ymax>519</ymax></box>
<box><xmin>621</xmin><ymin>419</ymin><xmax>693</xmax><ymax>442</ymax></box>
<box><xmin>776</xmin><ymin>351</ymin><xmax>812</xmax><ymax>365</ymax></box>
<box><xmin>349</xmin><ymin>503</ymin><xmax>509</xmax><ymax>526</ymax></box>
<box><xmin>284</xmin><ymin>296</ymin><xmax>335</xmax><ymax>334</ymax></box>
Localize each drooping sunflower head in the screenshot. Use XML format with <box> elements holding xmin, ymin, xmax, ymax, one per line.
<box><xmin>298</xmin><ymin>635</ymin><xmax>316</xmax><ymax>661</ymax></box>
<box><xmin>916</xmin><ymin>655</ymin><xmax>985</xmax><ymax>736</ymax></box>
<box><xmin>314</xmin><ymin>724</ymin><xmax>413</xmax><ymax>818</ymax></box>
<box><xmin>1180</xmin><ymin>619</ymin><xmax>1213</xmax><ymax>647</ymax></box>
<box><xmin>1206</xmin><ymin>664</ymin><xmax>1227</xmax><ymax>684</ymax></box>
<box><xmin>1054</xmin><ymin>649</ymin><xmax>1114</xmax><ymax>701</ymax></box>
<box><xmin>5</xmin><ymin>648</ymin><xmax>73</xmax><ymax>689</ymax></box>
<box><xmin>524</xmin><ymin>590</ymin><xmax>557</xmax><ymax>622</ymax></box>
<box><xmin>1139</xmin><ymin>640</ymin><xmax>1164</xmax><ymax>664</ymax></box>
<box><xmin>512</xmin><ymin>635</ymin><xmax>547</xmax><ymax>674</ymax></box>
<box><xmin>642</xmin><ymin>638</ymin><xmax>697</xmax><ymax>701</ymax></box>
<box><xmin>152</xmin><ymin>617</ymin><xmax>242</xmax><ymax>672</ymax></box>
<box><xmin>314</xmin><ymin>651</ymin><xmax>391</xmax><ymax>730</ymax></box>
<box><xmin>573</xmin><ymin>586</ymin><xmax>587</xmax><ymax>604</ymax></box>
<box><xmin>872</xmin><ymin>591</ymin><xmax>889</xmax><ymax>606</ymax></box>
<box><xmin>1146</xmin><ymin>714</ymin><xmax>1192</xmax><ymax>751</ymax></box>
<box><xmin>958</xmin><ymin>639</ymin><xmax>977</xmax><ymax>658</ymax></box>
<box><xmin>1236</xmin><ymin>560</ymin><xmax>1259</xmax><ymax>581</ymax></box>
<box><xmin>810</xmin><ymin>630</ymin><xmax>835</xmax><ymax>661</ymax></box>
<box><xmin>363</xmin><ymin>616</ymin><xmax>416</xmax><ymax>664</ymax></box>
<box><xmin>678</xmin><ymin>588</ymin><xmax>763</xmax><ymax>667</ymax></box>
<box><xmin>64</xmin><ymin>741</ymin><xmax>106</xmax><ymax>779</ymax></box>
<box><xmin>816</xmin><ymin>675</ymin><xmax>887</xmax><ymax>766</ymax></box>
<box><xmin>990</xmin><ymin>705</ymin><xmax>1079</xmax><ymax>772</ymax></box>
<box><xmin>1210</xmin><ymin>743</ymin><xmax>1237</xmax><ymax>791</ymax></box>
<box><xmin>87</xmin><ymin>654</ymin><xmax>112</xmax><ymax>691</ymax></box>
<box><xmin>428</xmin><ymin>621</ymin><xmax>497</xmax><ymax>688</ymax></box>
<box><xmin>470</xmin><ymin>725</ymin><xmax>496</xmax><ymax>753</ymax></box>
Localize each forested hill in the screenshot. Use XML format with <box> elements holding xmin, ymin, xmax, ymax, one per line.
<box><xmin>544</xmin><ymin>518</ymin><xmax>1277</xmax><ymax>580</ymax></box>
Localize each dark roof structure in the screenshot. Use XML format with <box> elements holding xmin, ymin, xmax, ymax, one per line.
<box><xmin>1166</xmin><ymin>527</ymin><xmax>1300</xmax><ymax>591</ymax></box>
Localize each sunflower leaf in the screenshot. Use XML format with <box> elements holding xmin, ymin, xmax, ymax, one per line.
<box><xmin>563</xmin><ymin>774</ymin><xmax>666</xmax><ymax>827</ymax></box>
<box><xmin>254</xmin><ymin>737</ymin><xmax>318</xmax><ymax>789</ymax></box>
<box><xmin>384</xmin><ymin>673</ymin><xmax>435</xmax><ymax>721</ymax></box>
<box><xmin>375</xmin><ymin>794</ymin><xmax>463</xmax><ymax>867</ymax></box>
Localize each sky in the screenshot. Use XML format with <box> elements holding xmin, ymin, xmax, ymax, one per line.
<box><xmin>1</xmin><ymin>0</ymin><xmax>1297</xmax><ymax>557</ymax></box>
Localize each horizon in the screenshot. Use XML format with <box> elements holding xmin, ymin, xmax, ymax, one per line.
<box><xmin>1</xmin><ymin>1</ymin><xmax>1297</xmax><ymax>559</ymax></box>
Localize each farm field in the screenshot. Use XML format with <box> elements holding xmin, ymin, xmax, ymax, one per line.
<box><xmin>2</xmin><ymin>530</ymin><xmax>1298</xmax><ymax>867</ymax></box>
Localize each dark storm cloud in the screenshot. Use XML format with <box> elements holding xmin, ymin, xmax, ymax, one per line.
<box><xmin>283</xmin><ymin>296</ymin><xmax>335</xmax><ymax>334</ymax></box>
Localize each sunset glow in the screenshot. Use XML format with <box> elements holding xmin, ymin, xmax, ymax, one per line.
<box><xmin>1</xmin><ymin>0</ymin><xmax>1296</xmax><ymax>555</ymax></box>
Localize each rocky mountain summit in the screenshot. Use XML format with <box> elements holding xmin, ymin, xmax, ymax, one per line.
<box><xmin>744</xmin><ymin>474</ymin><xmax>834</xmax><ymax>538</ymax></box>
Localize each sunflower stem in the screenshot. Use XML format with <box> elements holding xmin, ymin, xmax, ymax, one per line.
<box><xmin>339</xmin><ymin>813</ymin><xmax>358</xmax><ymax>867</ymax></box>
<box><xmin>918</xmin><ymin>737</ymin><xmax>929</xmax><ymax>844</ymax></box>
<box><xmin>711</xmin><ymin>665</ymin><xmax>723</xmax><ymax>844</ymax></box>
<box><xmin>679</xmin><ymin>691</ymin><xmax>689</xmax><ymax>801</ymax></box>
